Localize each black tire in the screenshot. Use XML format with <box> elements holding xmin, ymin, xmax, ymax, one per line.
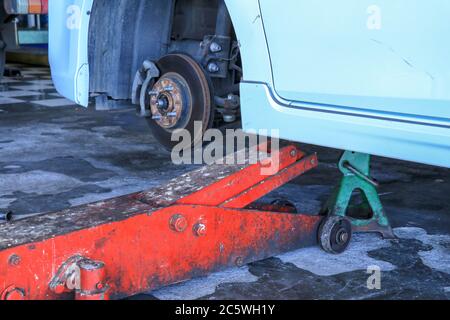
<box><xmin>319</xmin><ymin>216</ymin><xmax>353</xmax><ymax>254</ymax></box>
<box><xmin>145</xmin><ymin>54</ymin><xmax>214</xmax><ymax>150</ymax></box>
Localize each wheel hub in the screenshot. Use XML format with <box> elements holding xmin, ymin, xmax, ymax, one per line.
<box><xmin>144</xmin><ymin>54</ymin><xmax>213</xmax><ymax>150</ymax></box>
<box><xmin>336</xmin><ymin>229</ymin><xmax>349</xmax><ymax>244</ymax></box>
<box><xmin>149</xmin><ymin>73</ymin><xmax>192</xmax><ymax>130</ymax></box>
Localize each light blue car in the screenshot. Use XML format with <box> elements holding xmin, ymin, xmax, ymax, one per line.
<box><xmin>49</xmin><ymin>0</ymin><xmax>450</xmax><ymax>168</ymax></box>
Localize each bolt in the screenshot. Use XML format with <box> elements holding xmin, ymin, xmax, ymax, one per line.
<box><xmin>163</xmin><ymin>86</ymin><xmax>174</xmax><ymax>92</ymax></box>
<box><xmin>167</xmin><ymin>112</ymin><xmax>178</xmax><ymax>118</ymax></box>
<box><xmin>207</xmin><ymin>62</ymin><xmax>220</xmax><ymax>73</ymax></box>
<box><xmin>290</xmin><ymin>149</ymin><xmax>297</xmax><ymax>158</ymax></box>
<box><xmin>338</xmin><ymin>230</ymin><xmax>349</xmax><ymax>244</ymax></box>
<box><xmin>223</xmin><ymin>114</ymin><xmax>236</xmax><ymax>123</ymax></box>
<box><xmin>210</xmin><ymin>42</ymin><xmax>222</xmax><ymax>53</ymax></box>
<box><xmin>193</xmin><ymin>223</ymin><xmax>207</xmax><ymax>237</ymax></box>
<box><xmin>170</xmin><ymin>214</ymin><xmax>188</xmax><ymax>233</ymax></box>
<box><xmin>8</xmin><ymin>254</ymin><xmax>21</xmax><ymax>267</ymax></box>
<box><xmin>148</xmin><ymin>90</ymin><xmax>159</xmax><ymax>96</ymax></box>
<box><xmin>235</xmin><ymin>257</ymin><xmax>244</xmax><ymax>267</ymax></box>
<box><xmin>310</xmin><ymin>158</ymin><xmax>317</xmax><ymax>166</ymax></box>
<box><xmin>152</xmin><ymin>115</ymin><xmax>162</xmax><ymax>121</ymax></box>
<box><xmin>227</xmin><ymin>94</ymin><xmax>240</xmax><ymax>105</ymax></box>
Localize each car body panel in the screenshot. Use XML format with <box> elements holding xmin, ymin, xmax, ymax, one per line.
<box><xmin>228</xmin><ymin>0</ymin><xmax>450</xmax><ymax>167</ymax></box>
<box><xmin>225</xmin><ymin>0</ymin><xmax>272</xmax><ymax>85</ymax></box>
<box><xmin>259</xmin><ymin>0</ymin><xmax>450</xmax><ymax>121</ymax></box>
<box><xmin>48</xmin><ymin>0</ymin><xmax>93</xmax><ymax>107</ymax></box>
<box><xmin>240</xmin><ymin>82</ymin><xmax>450</xmax><ymax>168</ymax></box>
<box><xmin>48</xmin><ymin>0</ymin><xmax>450</xmax><ymax>167</ymax></box>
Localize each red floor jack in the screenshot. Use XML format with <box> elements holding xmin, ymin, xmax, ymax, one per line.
<box><xmin>0</xmin><ymin>145</ymin><xmax>356</xmax><ymax>300</ymax></box>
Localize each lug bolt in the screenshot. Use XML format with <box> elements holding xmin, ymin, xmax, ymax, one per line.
<box><xmin>167</xmin><ymin>112</ymin><xmax>177</xmax><ymax>118</ymax></box>
<box><xmin>193</xmin><ymin>223</ymin><xmax>207</xmax><ymax>237</ymax></box>
<box><xmin>148</xmin><ymin>90</ymin><xmax>159</xmax><ymax>96</ymax></box>
<box><xmin>163</xmin><ymin>86</ymin><xmax>174</xmax><ymax>92</ymax></box>
<box><xmin>210</xmin><ymin>42</ymin><xmax>222</xmax><ymax>53</ymax></box>
<box><xmin>152</xmin><ymin>115</ymin><xmax>162</xmax><ymax>121</ymax></box>
<box><xmin>207</xmin><ymin>63</ymin><xmax>220</xmax><ymax>73</ymax></box>
<box><xmin>170</xmin><ymin>214</ymin><xmax>188</xmax><ymax>233</ymax></box>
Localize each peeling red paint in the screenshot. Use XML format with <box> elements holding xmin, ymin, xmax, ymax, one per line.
<box><xmin>0</xmin><ymin>146</ymin><xmax>320</xmax><ymax>300</ymax></box>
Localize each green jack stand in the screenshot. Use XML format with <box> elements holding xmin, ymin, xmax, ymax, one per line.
<box><xmin>322</xmin><ymin>151</ymin><xmax>396</xmax><ymax>239</ymax></box>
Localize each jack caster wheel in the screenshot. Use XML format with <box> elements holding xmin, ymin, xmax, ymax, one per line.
<box><xmin>144</xmin><ymin>54</ymin><xmax>214</xmax><ymax>150</ymax></box>
<box><xmin>319</xmin><ymin>216</ymin><xmax>352</xmax><ymax>254</ymax></box>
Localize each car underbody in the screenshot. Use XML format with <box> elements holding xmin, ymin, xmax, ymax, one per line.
<box><xmin>88</xmin><ymin>0</ymin><xmax>241</xmax><ymax>148</ymax></box>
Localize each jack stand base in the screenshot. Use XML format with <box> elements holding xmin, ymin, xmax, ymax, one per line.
<box><xmin>322</xmin><ymin>151</ymin><xmax>395</xmax><ymax>239</ymax></box>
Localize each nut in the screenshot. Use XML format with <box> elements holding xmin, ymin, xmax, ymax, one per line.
<box><xmin>207</xmin><ymin>63</ymin><xmax>220</xmax><ymax>73</ymax></box>
<box><xmin>193</xmin><ymin>223</ymin><xmax>207</xmax><ymax>237</ymax></box>
<box><xmin>8</xmin><ymin>254</ymin><xmax>21</xmax><ymax>267</ymax></box>
<box><xmin>210</xmin><ymin>42</ymin><xmax>222</xmax><ymax>53</ymax></box>
<box><xmin>170</xmin><ymin>214</ymin><xmax>188</xmax><ymax>233</ymax></box>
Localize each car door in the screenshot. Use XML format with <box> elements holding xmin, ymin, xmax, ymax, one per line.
<box><xmin>258</xmin><ymin>0</ymin><xmax>450</xmax><ymax>124</ymax></box>
<box><xmin>48</xmin><ymin>0</ymin><xmax>93</xmax><ymax>107</ymax></box>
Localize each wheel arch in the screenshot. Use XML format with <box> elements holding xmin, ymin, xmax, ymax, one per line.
<box><xmin>88</xmin><ymin>0</ymin><xmax>175</xmax><ymax>100</ymax></box>
<box><xmin>88</xmin><ymin>0</ymin><xmax>258</xmax><ymax>101</ymax></box>
<box><xmin>224</xmin><ymin>0</ymin><xmax>273</xmax><ymax>85</ymax></box>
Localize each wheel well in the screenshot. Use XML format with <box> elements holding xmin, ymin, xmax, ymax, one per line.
<box><xmin>89</xmin><ymin>0</ymin><xmax>240</xmax><ymax>102</ymax></box>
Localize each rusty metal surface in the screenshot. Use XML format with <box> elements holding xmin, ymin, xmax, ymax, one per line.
<box><xmin>0</xmin><ymin>145</ymin><xmax>320</xmax><ymax>300</ymax></box>
<box><xmin>0</xmin><ymin>194</ymin><xmax>151</xmax><ymax>251</ymax></box>
<box><xmin>0</xmin><ymin>163</ymin><xmax>248</xmax><ymax>251</ymax></box>
<box><xmin>0</xmin><ymin>205</ymin><xmax>321</xmax><ymax>300</ymax></box>
<box><xmin>138</xmin><ymin>163</ymin><xmax>247</xmax><ymax>206</ymax></box>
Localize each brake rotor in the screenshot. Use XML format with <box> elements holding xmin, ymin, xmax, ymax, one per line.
<box><xmin>145</xmin><ymin>54</ymin><xmax>214</xmax><ymax>150</ymax></box>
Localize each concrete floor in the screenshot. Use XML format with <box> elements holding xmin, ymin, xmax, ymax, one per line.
<box><xmin>0</xmin><ymin>65</ymin><xmax>449</xmax><ymax>300</ymax></box>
